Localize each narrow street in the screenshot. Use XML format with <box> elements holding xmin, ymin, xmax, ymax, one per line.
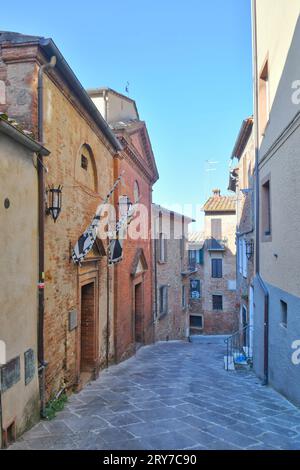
<box><xmin>10</xmin><ymin>339</ymin><xmax>300</xmax><ymax>450</ymax></box>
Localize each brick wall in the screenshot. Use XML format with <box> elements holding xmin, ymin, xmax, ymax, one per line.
<box><xmin>113</xmin><ymin>143</ymin><xmax>155</xmax><ymax>362</ymax></box>
<box><xmin>153</xmin><ymin>209</ymin><xmax>190</xmax><ymax>342</ymax></box>
<box><xmin>0</xmin><ymin>42</ymin><xmax>116</xmax><ymax>399</ymax></box>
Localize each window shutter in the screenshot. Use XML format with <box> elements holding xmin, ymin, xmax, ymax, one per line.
<box><xmin>242</xmin><ymin>239</ymin><xmax>248</xmax><ymax>278</ymax></box>
<box><xmin>212</xmin><ymin>259</ymin><xmax>216</xmax><ymax>278</ymax></box>
<box><xmin>165</xmin><ymin>286</ymin><xmax>168</xmax><ymax>313</ymax></box>
<box><xmin>199</xmin><ymin>248</ymin><xmax>204</xmax><ymax>265</ymax></box>
<box><xmin>238</xmin><ymin>239</ymin><xmax>243</xmax><ymax>274</ymax></box>
<box><xmin>211</xmin><ymin>219</ymin><xmax>222</xmax><ymax>240</ymax></box>
<box><xmin>218</xmin><ymin>259</ymin><xmax>223</xmax><ymax>278</ymax></box>
<box><xmin>164</xmin><ymin>236</ymin><xmax>168</xmax><ymax>262</ymax></box>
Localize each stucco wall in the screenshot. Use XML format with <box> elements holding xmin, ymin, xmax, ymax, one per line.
<box><xmin>0</xmin><ymin>133</ymin><xmax>40</xmax><ymax>436</ymax></box>
<box><xmin>254</xmin><ymin>279</ymin><xmax>300</xmax><ymax>406</ymax></box>
<box><xmin>256</xmin><ymin>0</ymin><xmax>300</xmax><ymax>145</ymax></box>
<box><xmin>204</xmin><ymin>213</ymin><xmax>237</xmax><ymax>254</ymax></box>
<box><xmin>93</xmin><ymin>91</ymin><xmax>138</xmax><ymax>124</ymax></box>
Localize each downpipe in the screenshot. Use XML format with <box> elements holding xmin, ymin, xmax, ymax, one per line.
<box><xmin>252</xmin><ymin>0</ymin><xmax>269</xmax><ymax>385</ymax></box>
<box><xmin>37</xmin><ymin>55</ymin><xmax>56</xmax><ymax>418</ymax></box>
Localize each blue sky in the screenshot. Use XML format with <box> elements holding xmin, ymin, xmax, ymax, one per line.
<box><xmin>1</xmin><ymin>0</ymin><xmax>253</xmax><ymax>229</ymax></box>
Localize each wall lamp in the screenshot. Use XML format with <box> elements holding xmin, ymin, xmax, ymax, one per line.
<box><xmin>46</xmin><ymin>185</ymin><xmax>62</xmax><ymax>222</ymax></box>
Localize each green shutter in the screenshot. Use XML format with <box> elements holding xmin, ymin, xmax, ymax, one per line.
<box><xmin>199</xmin><ymin>248</ymin><xmax>204</xmax><ymax>265</ymax></box>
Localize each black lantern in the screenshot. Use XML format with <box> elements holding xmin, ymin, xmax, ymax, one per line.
<box><xmin>47</xmin><ymin>185</ymin><xmax>62</xmax><ymax>222</ymax></box>
<box><xmin>245</xmin><ymin>239</ymin><xmax>254</xmax><ymax>260</ymax></box>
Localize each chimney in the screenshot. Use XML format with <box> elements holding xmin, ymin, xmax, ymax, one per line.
<box><xmin>212</xmin><ymin>189</ymin><xmax>221</xmax><ymax>198</ymax></box>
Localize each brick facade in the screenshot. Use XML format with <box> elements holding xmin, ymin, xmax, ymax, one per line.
<box><xmin>0</xmin><ymin>35</ymin><xmax>119</xmax><ymax>400</ymax></box>
<box><xmin>188</xmin><ymin>191</ymin><xmax>238</xmax><ymax>335</ymax></box>
<box><xmin>229</xmin><ymin>118</ymin><xmax>255</xmax><ymax>332</ymax></box>
<box><xmin>153</xmin><ymin>205</ymin><xmax>192</xmax><ymax>342</ymax></box>
<box><xmin>89</xmin><ymin>89</ymin><xmax>159</xmax><ymax>363</ymax></box>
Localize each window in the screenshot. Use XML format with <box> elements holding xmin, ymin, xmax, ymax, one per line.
<box><xmin>238</xmin><ymin>238</ymin><xmax>243</xmax><ymax>274</ymax></box>
<box><xmin>182</xmin><ymin>285</ymin><xmax>186</xmax><ymax>309</ymax></box>
<box><xmin>133</xmin><ymin>180</ymin><xmax>140</xmax><ymax>203</ymax></box>
<box><xmin>159</xmin><ymin>233</ymin><xmax>167</xmax><ymax>263</ymax></box>
<box><xmin>242</xmin><ymin>239</ymin><xmax>248</xmax><ymax>279</ymax></box>
<box><xmin>212</xmin><ymin>295</ymin><xmax>223</xmax><ymax>311</ymax></box>
<box><xmin>190</xmin><ymin>314</ymin><xmax>203</xmax><ymax>330</ymax></box>
<box><xmin>180</xmin><ymin>237</ymin><xmax>185</xmax><ymax>260</ymax></box>
<box><xmin>159</xmin><ymin>286</ymin><xmax>168</xmax><ymax>316</ymax></box>
<box><xmin>211</xmin><ymin>219</ymin><xmax>222</xmax><ymax>240</ymax></box>
<box><xmin>198</xmin><ymin>248</ymin><xmax>204</xmax><ymax>265</ymax></box>
<box><xmin>189</xmin><ymin>249</ymin><xmax>204</xmax><ymax>268</ymax></box>
<box><xmin>261</xmin><ymin>179</ymin><xmax>271</xmax><ymax>239</ymax></box>
<box><xmin>280</xmin><ymin>300</ymin><xmax>288</xmax><ymax>328</ymax></box>
<box><xmin>190</xmin><ymin>279</ymin><xmax>201</xmax><ymax>300</ymax></box>
<box><xmin>212</xmin><ymin>259</ymin><xmax>223</xmax><ymax>278</ymax></box>
<box><xmin>259</xmin><ymin>59</ymin><xmax>269</xmax><ymax>136</ymax></box>
<box><xmin>81</xmin><ymin>154</ymin><xmax>88</xmax><ymax>170</ymax></box>
<box><xmin>76</xmin><ymin>144</ymin><xmax>97</xmax><ymax>192</ymax></box>
<box><xmin>188</xmin><ymin>250</ymin><xmax>197</xmax><ymax>269</ymax></box>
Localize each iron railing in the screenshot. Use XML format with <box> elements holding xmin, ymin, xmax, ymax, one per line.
<box><xmin>224</xmin><ymin>325</ymin><xmax>253</xmax><ymax>371</ymax></box>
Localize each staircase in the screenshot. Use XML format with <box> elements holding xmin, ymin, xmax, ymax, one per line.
<box><xmin>224</xmin><ymin>325</ymin><xmax>253</xmax><ymax>371</ymax></box>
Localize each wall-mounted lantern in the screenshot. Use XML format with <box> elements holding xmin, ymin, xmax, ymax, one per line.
<box><xmin>246</xmin><ymin>239</ymin><xmax>254</xmax><ymax>260</ymax></box>
<box><xmin>46</xmin><ymin>185</ymin><xmax>62</xmax><ymax>222</ymax></box>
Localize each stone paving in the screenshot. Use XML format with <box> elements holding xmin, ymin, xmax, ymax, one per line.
<box><xmin>10</xmin><ymin>339</ymin><xmax>300</xmax><ymax>450</ymax></box>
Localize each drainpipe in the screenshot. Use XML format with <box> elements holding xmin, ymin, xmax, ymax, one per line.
<box><xmin>252</xmin><ymin>0</ymin><xmax>269</xmax><ymax>385</ymax></box>
<box><xmin>0</xmin><ymin>388</ymin><xmax>2</xmax><ymax>448</ymax></box>
<box><xmin>37</xmin><ymin>55</ymin><xmax>56</xmax><ymax>417</ymax></box>
<box><xmin>154</xmin><ymin>212</ymin><xmax>158</xmax><ymax>330</ymax></box>
<box><xmin>106</xmin><ymin>242</ymin><xmax>110</xmax><ymax>368</ymax></box>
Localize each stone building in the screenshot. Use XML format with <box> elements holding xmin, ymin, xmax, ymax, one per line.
<box><xmin>0</xmin><ymin>113</ymin><xmax>49</xmax><ymax>446</ymax></box>
<box><xmin>228</xmin><ymin>117</ymin><xmax>255</xmax><ymax>352</ymax></box>
<box><xmin>188</xmin><ymin>190</ymin><xmax>238</xmax><ymax>335</ymax></box>
<box><xmin>0</xmin><ymin>32</ymin><xmax>121</xmax><ymax>409</ymax></box>
<box><xmin>251</xmin><ymin>1</ymin><xmax>300</xmax><ymax>405</ymax></box>
<box><xmin>88</xmin><ymin>88</ymin><xmax>159</xmax><ymax>361</ymax></box>
<box><xmin>152</xmin><ymin>204</ymin><xmax>193</xmax><ymax>341</ymax></box>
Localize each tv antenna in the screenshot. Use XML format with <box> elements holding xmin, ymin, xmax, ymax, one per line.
<box><xmin>204</xmin><ymin>160</ymin><xmax>219</xmax><ymax>199</ymax></box>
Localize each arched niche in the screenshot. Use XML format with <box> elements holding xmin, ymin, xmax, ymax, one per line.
<box><xmin>75</xmin><ymin>143</ymin><xmax>98</xmax><ymax>192</ymax></box>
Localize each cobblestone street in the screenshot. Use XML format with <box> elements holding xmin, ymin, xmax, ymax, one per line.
<box><xmin>11</xmin><ymin>339</ymin><xmax>300</xmax><ymax>450</ymax></box>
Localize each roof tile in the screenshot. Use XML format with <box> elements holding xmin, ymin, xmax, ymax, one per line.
<box><xmin>203</xmin><ymin>193</ymin><xmax>236</xmax><ymax>212</ymax></box>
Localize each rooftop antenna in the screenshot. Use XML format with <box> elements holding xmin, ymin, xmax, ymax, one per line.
<box><xmin>125</xmin><ymin>81</ymin><xmax>130</xmax><ymax>96</ymax></box>
<box><xmin>205</xmin><ymin>160</ymin><xmax>219</xmax><ymax>199</ymax></box>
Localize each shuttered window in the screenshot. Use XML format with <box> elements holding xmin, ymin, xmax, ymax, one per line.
<box><xmin>211</xmin><ymin>219</ymin><xmax>222</xmax><ymax>240</ymax></box>
<box><xmin>212</xmin><ymin>259</ymin><xmax>223</xmax><ymax>278</ymax></box>
<box><xmin>159</xmin><ymin>286</ymin><xmax>168</xmax><ymax>316</ymax></box>
<box><xmin>242</xmin><ymin>239</ymin><xmax>248</xmax><ymax>279</ymax></box>
<box><xmin>159</xmin><ymin>233</ymin><xmax>167</xmax><ymax>263</ymax></box>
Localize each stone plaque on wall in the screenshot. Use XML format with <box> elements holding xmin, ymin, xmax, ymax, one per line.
<box><xmin>69</xmin><ymin>309</ymin><xmax>78</xmax><ymax>331</ymax></box>
<box><xmin>24</xmin><ymin>349</ymin><xmax>35</xmax><ymax>385</ymax></box>
<box><xmin>1</xmin><ymin>356</ymin><xmax>20</xmax><ymax>392</ymax></box>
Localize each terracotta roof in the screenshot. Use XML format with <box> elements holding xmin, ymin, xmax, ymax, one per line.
<box><xmin>203</xmin><ymin>190</ymin><xmax>236</xmax><ymax>213</ymax></box>
<box><xmin>231</xmin><ymin>116</ymin><xmax>253</xmax><ymax>160</ymax></box>
<box><xmin>0</xmin><ymin>112</ymin><xmax>49</xmax><ymax>155</ymax></box>
<box><xmin>188</xmin><ymin>231</ymin><xmax>205</xmax><ymax>244</ymax></box>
